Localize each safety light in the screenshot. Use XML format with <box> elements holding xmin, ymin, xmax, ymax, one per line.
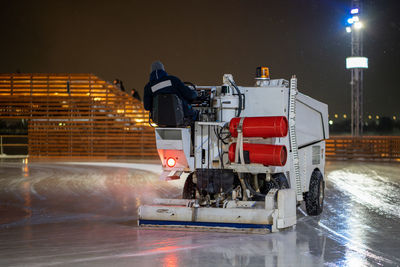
<box><xmin>256</xmin><ymin>67</ymin><xmax>270</xmax><ymax>79</ymax></box>
<box><xmin>351</xmin><ymin>8</ymin><xmax>359</xmax><ymax>14</ymax></box>
<box><xmin>347</xmin><ymin>18</ymin><xmax>354</xmax><ymax>24</ymax></box>
<box><xmin>166</xmin><ymin>157</ymin><xmax>176</xmax><ymax>168</ymax></box>
<box><xmin>352</xmin><ymin>16</ymin><xmax>359</xmax><ymax>22</ymax></box>
<box><xmin>346</xmin><ymin>27</ymin><xmax>352</xmax><ymax>33</ymax></box>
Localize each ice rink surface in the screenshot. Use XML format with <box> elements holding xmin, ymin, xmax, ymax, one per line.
<box><xmin>0</xmin><ymin>159</ymin><xmax>399</xmax><ymax>267</ymax></box>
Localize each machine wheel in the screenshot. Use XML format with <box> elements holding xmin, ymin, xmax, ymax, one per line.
<box><xmin>257</xmin><ymin>173</ymin><xmax>289</xmax><ymax>197</ymax></box>
<box><xmin>305</xmin><ymin>169</ymin><xmax>324</xmax><ymax>216</ymax></box>
<box><xmin>182</xmin><ymin>173</ymin><xmax>196</xmax><ymax>199</ymax></box>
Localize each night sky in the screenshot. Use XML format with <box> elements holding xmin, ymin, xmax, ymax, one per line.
<box><xmin>1</xmin><ymin>0</ymin><xmax>399</xmax><ymax>116</ymax></box>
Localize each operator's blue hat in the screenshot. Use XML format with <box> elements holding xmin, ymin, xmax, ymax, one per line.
<box><xmin>151</xmin><ymin>61</ymin><xmax>165</xmax><ymax>72</ymax></box>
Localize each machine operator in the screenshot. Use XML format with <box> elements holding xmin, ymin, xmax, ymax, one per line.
<box><xmin>143</xmin><ymin>61</ymin><xmax>198</xmax><ymax>123</ymax></box>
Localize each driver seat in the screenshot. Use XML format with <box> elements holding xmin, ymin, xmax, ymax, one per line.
<box><xmin>152</xmin><ymin>94</ymin><xmax>185</xmax><ymax>127</ymax></box>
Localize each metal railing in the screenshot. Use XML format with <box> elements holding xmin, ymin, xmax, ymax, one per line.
<box><xmin>326</xmin><ymin>136</ymin><xmax>400</xmax><ymax>162</ymax></box>
<box><xmin>0</xmin><ymin>135</ymin><xmax>28</xmax><ymax>157</ymax></box>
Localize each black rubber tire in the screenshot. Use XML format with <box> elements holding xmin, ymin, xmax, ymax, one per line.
<box><xmin>258</xmin><ymin>173</ymin><xmax>289</xmax><ymax>197</ymax></box>
<box><xmin>305</xmin><ymin>170</ymin><xmax>325</xmax><ymax>216</ymax></box>
<box><xmin>182</xmin><ymin>173</ymin><xmax>196</xmax><ymax>199</ymax></box>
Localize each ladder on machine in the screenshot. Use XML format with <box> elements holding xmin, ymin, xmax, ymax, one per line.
<box><xmin>289</xmin><ymin>75</ymin><xmax>303</xmax><ymax>201</ymax></box>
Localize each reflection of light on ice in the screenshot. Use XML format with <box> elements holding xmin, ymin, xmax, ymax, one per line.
<box><xmin>135</xmin><ymin>197</ymin><xmax>141</xmax><ymax>208</ymax></box>
<box><xmin>22</xmin><ymin>181</ymin><xmax>32</xmax><ymax>219</ymax></box>
<box><xmin>163</xmin><ymin>253</ymin><xmax>178</xmax><ymax>267</ymax></box>
<box><xmin>318</xmin><ymin>221</ymin><xmax>394</xmax><ymax>265</ymax></box>
<box><xmin>344</xmin><ymin>250</ymin><xmax>368</xmax><ymax>267</ymax></box>
<box><xmin>22</xmin><ymin>176</ymin><xmax>33</xmax><ymax>241</ymax></box>
<box><xmin>323</xmin><ymin>166</ymin><xmax>400</xmax><ymax>266</ymax></box>
<box><xmin>328</xmin><ymin>170</ymin><xmax>400</xmax><ymax>218</ymax></box>
<box><xmin>63</xmin><ymin>162</ymin><xmax>163</xmax><ymax>175</ymax></box>
<box><xmin>21</xmin><ymin>158</ymin><xmax>32</xmax><ymax>220</ymax></box>
<box><xmin>22</xmin><ymin>158</ymin><xmax>29</xmax><ymax>177</ymax></box>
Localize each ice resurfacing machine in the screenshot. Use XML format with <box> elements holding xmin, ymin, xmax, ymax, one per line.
<box><xmin>139</xmin><ymin>67</ymin><xmax>329</xmax><ymax>233</ymax></box>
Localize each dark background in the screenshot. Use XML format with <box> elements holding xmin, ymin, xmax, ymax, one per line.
<box><xmin>0</xmin><ymin>0</ymin><xmax>399</xmax><ymax>117</ymax></box>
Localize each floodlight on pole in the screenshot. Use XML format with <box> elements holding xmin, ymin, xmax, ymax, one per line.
<box><xmin>354</xmin><ymin>21</ymin><xmax>363</xmax><ymax>29</ymax></box>
<box><xmin>351</xmin><ymin>8</ymin><xmax>359</xmax><ymax>14</ymax></box>
<box><xmin>346</xmin><ymin>0</ymin><xmax>366</xmax><ymax>137</ymax></box>
<box><xmin>346</xmin><ymin>57</ymin><xmax>368</xmax><ymax>69</ymax></box>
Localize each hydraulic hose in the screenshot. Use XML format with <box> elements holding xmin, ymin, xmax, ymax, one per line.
<box><xmin>244</xmin><ymin>176</ymin><xmax>267</xmax><ymax>199</ymax></box>
<box><xmin>227</xmin><ymin>78</ymin><xmax>242</xmax><ymax>117</ymax></box>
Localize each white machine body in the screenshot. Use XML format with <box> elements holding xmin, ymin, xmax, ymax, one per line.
<box><xmin>140</xmin><ymin>73</ymin><xmax>329</xmax><ymax>233</ymax></box>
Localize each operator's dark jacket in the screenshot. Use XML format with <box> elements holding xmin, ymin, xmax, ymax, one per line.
<box><xmin>144</xmin><ymin>69</ymin><xmax>198</xmax><ymax>120</ymax></box>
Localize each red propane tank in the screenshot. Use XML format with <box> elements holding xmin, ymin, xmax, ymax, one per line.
<box><xmin>229</xmin><ymin>116</ymin><xmax>288</xmax><ymax>138</ymax></box>
<box><xmin>228</xmin><ymin>143</ymin><xmax>287</xmax><ymax>166</ymax></box>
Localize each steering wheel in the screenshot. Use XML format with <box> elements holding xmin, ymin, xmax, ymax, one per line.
<box><xmin>184</xmin><ymin>81</ymin><xmax>197</xmax><ymax>91</ymax></box>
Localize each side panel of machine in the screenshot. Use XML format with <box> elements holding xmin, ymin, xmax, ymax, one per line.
<box><xmin>296</xmin><ymin>93</ymin><xmax>329</xmax><ymax>148</ymax></box>
<box><xmin>297</xmin><ymin>140</ymin><xmax>326</xmax><ymax>193</ymax></box>
<box><xmin>239</xmin><ymin>86</ymin><xmax>291</xmax><ymax>174</ymax></box>
<box><xmin>240</xmin><ymin>86</ymin><xmax>287</xmax><ymax>118</ymax></box>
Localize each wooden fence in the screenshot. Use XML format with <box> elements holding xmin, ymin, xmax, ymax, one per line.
<box><xmin>326</xmin><ymin>136</ymin><xmax>400</xmax><ymax>162</ymax></box>
<box><xmin>0</xmin><ymin>73</ymin><xmax>158</xmax><ymax>158</ymax></box>
<box><xmin>1</xmin><ymin>74</ymin><xmax>398</xmax><ymax>162</ymax></box>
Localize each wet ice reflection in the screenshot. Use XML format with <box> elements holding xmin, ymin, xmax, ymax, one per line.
<box><xmin>0</xmin><ymin>160</ymin><xmax>399</xmax><ymax>266</ymax></box>
<box><xmin>22</xmin><ymin>158</ymin><xmax>29</xmax><ymax>177</ymax></box>
<box><xmin>321</xmin><ymin>161</ymin><xmax>400</xmax><ymax>266</ymax></box>
<box><xmin>0</xmin><ymin>161</ymin><xmax>182</xmax><ymax>226</ymax></box>
<box><xmin>0</xmin><ymin>223</ymin><xmax>327</xmax><ymax>266</ymax></box>
<box><xmin>328</xmin><ymin>167</ymin><xmax>400</xmax><ymax>218</ymax></box>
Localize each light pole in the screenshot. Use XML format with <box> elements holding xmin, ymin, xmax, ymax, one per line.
<box><xmin>345</xmin><ymin>0</ymin><xmax>368</xmax><ymax>137</ymax></box>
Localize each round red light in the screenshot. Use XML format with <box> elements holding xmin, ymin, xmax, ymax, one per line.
<box><xmin>166</xmin><ymin>157</ymin><xmax>176</xmax><ymax>168</ymax></box>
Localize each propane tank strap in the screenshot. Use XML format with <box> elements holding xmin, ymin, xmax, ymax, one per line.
<box><xmin>234</xmin><ymin>117</ymin><xmax>245</xmax><ymax>165</ymax></box>
<box><xmin>237</xmin><ymin>117</ymin><xmax>244</xmax><ymax>133</ymax></box>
